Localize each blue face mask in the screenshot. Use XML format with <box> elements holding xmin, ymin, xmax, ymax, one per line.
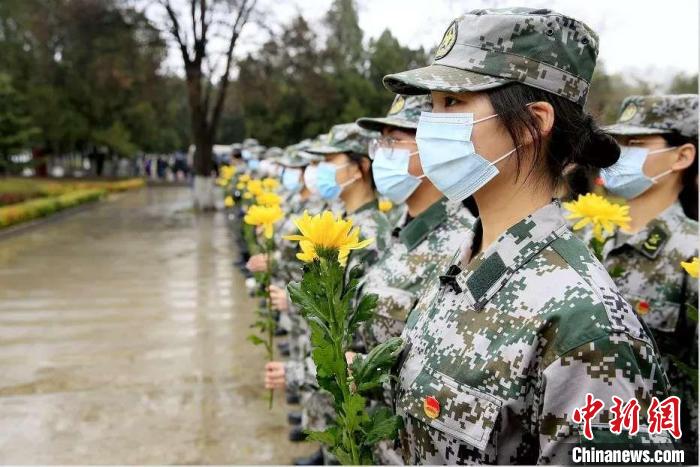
<box><xmin>372</xmin><ymin>147</ymin><xmax>424</xmax><ymax>203</ymax></box>
<box><xmin>282</xmin><ymin>168</ymin><xmax>302</xmax><ymax>192</ymax></box>
<box><xmin>316</xmin><ymin>162</ymin><xmax>357</xmax><ymax>200</ymax></box>
<box><xmin>601</xmin><ymin>146</ymin><xmax>676</xmax><ymax>199</ymax></box>
<box><xmin>248</xmin><ymin>159</ymin><xmax>260</xmax><ymax>171</ymax></box>
<box><xmin>242</xmin><ymin>149</ymin><xmax>253</xmax><ymax>160</ymax></box>
<box><xmin>416</xmin><ymin>111</ymin><xmax>515</xmax><ymax>201</ymax></box>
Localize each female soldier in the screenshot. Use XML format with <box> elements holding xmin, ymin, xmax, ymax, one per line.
<box><xmin>599</xmin><ymin>94</ymin><xmax>698</xmax><ymax>461</ymax></box>
<box><xmin>381</xmin><ymin>8</ymin><xmax>673</xmax><ymax>464</ymax></box>
<box><xmin>354</xmin><ymin>94</ymin><xmax>475</xmax><ymax>463</ymax></box>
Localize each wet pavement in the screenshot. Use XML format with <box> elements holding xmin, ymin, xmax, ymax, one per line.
<box><xmin>0</xmin><ymin>187</ymin><xmax>315</xmax><ymax>464</ymax></box>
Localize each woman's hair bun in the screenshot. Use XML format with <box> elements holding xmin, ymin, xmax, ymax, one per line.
<box><xmin>571</xmin><ymin>114</ymin><xmax>621</xmax><ymax>169</ymax></box>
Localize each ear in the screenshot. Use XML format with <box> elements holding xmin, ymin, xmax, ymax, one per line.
<box><xmin>527</xmin><ymin>101</ymin><xmax>555</xmax><ymax>139</ymax></box>
<box><xmin>672</xmin><ymin>143</ymin><xmax>696</xmax><ymax>171</ymax></box>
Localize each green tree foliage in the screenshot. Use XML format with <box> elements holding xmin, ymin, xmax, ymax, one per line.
<box><xmin>0</xmin><ymin>0</ymin><xmax>190</xmax><ymax>158</ymax></box>
<box><xmin>227</xmin><ymin>1</ymin><xmax>428</xmax><ymax>147</ymax></box>
<box><xmin>0</xmin><ymin>73</ymin><xmax>40</xmax><ymax>163</ymax></box>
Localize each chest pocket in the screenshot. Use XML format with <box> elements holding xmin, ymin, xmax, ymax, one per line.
<box><xmin>631</xmin><ymin>296</ymin><xmax>681</xmax><ymax>333</ymax></box>
<box><xmin>363</xmin><ymin>285</ymin><xmax>417</xmax><ymax>322</ymax></box>
<box><xmin>397</xmin><ymin>365</ymin><xmax>502</xmax><ymax>452</ymax></box>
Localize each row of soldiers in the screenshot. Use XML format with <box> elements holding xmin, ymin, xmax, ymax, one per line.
<box><xmin>226</xmin><ymin>7</ymin><xmax>698</xmax><ymax>465</ymax></box>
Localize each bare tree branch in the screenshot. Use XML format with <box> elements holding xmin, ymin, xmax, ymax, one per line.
<box><xmin>161</xmin><ymin>0</ymin><xmax>191</xmax><ymax>66</ymax></box>
<box><xmin>209</xmin><ymin>0</ymin><xmax>256</xmax><ymax>128</ymax></box>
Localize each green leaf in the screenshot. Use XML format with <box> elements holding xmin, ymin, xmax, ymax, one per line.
<box><xmin>351</xmin><ymin>337</ymin><xmax>403</xmax><ymax>394</ymax></box>
<box><xmin>608</xmin><ymin>265</ymin><xmax>625</xmax><ymax>278</ymax></box>
<box><xmin>687</xmin><ymin>304</ymin><xmax>698</xmax><ymax>323</ymax></box>
<box><xmin>342</xmin><ymin>393</ymin><xmax>368</xmax><ymax>432</ymax></box>
<box><xmin>307</xmin><ymin>427</ymin><xmax>339</xmax><ymax>446</ymax></box>
<box><xmin>247</xmin><ymin>334</ymin><xmax>266</xmax><ymax>346</ymax></box>
<box><xmin>333</xmin><ymin>447</ymin><xmax>354</xmax><ymax>466</ymax></box>
<box><xmin>362</xmin><ymin>407</ymin><xmax>403</xmax><ymax>446</ymax></box>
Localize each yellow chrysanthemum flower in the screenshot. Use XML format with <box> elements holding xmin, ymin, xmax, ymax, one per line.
<box><xmin>244</xmin><ymin>204</ymin><xmax>284</xmax><ymax>239</ymax></box>
<box><xmin>247</xmin><ymin>179</ymin><xmax>264</xmax><ymax>196</ymax></box>
<box><xmin>283</xmin><ymin>210</ymin><xmax>374</xmax><ymax>266</ymax></box>
<box><xmin>262</xmin><ymin>177</ymin><xmax>280</xmax><ymax>191</ymax></box>
<box><xmin>239</xmin><ymin>174</ymin><xmax>251</xmax><ymax>183</ymax></box>
<box><xmin>224</xmin><ymin>195</ymin><xmax>235</xmax><ymax>208</ymax></box>
<box><xmin>220</xmin><ymin>165</ymin><xmax>236</xmax><ymax>180</ymax></box>
<box><xmin>216</xmin><ymin>177</ymin><xmax>229</xmax><ymax>187</ymax></box>
<box><xmin>256</xmin><ymin>191</ymin><xmax>282</xmax><ymax>207</ymax></box>
<box><xmin>236</xmin><ymin>182</ymin><xmax>246</xmax><ymax>190</ymax></box>
<box><xmin>243</xmin><ymin>192</ymin><xmax>253</xmax><ymax>200</ymax></box>
<box><xmin>681</xmin><ymin>257</ymin><xmax>699</xmax><ymax>279</ymax></box>
<box><xmin>378</xmin><ymin>199</ymin><xmax>393</xmax><ymax>213</ymax></box>
<box><xmin>563</xmin><ymin>193</ymin><xmax>631</xmax><ymax>242</ymax></box>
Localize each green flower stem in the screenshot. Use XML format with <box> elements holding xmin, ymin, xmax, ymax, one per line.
<box><xmin>323</xmin><ymin>265</ymin><xmax>360</xmax><ymax>465</ymax></box>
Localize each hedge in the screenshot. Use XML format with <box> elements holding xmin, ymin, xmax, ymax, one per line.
<box><xmin>0</xmin><ymin>188</ymin><xmax>106</xmax><ymax>228</ymax></box>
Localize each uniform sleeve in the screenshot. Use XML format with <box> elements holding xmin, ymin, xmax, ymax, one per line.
<box><xmin>285</xmin><ymin>360</ymin><xmax>305</xmax><ymax>391</ymax></box>
<box><xmin>537</xmin><ymin>334</ymin><xmax>674</xmax><ymax>464</ymax></box>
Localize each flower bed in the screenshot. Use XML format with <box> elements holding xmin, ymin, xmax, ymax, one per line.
<box><xmin>0</xmin><ymin>188</ymin><xmax>106</xmax><ymax>228</ymax></box>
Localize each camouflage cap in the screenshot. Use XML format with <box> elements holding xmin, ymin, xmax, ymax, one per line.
<box><xmin>305</xmin><ymin>123</ymin><xmax>379</xmax><ymax>156</ymax></box>
<box><xmin>242</xmin><ymin>138</ymin><xmax>259</xmax><ymax>148</ymax></box>
<box><xmin>604</xmin><ymin>94</ymin><xmax>699</xmax><ymax>139</ymax></box>
<box><xmin>356</xmin><ymin>94</ymin><xmax>433</xmax><ymax>132</ymax></box>
<box><xmin>297</xmin><ymin>134</ymin><xmax>327</xmax><ymax>163</ymax></box>
<box><xmin>264</xmin><ymin>146</ymin><xmax>284</xmax><ymax>160</ymax></box>
<box><xmin>277</xmin><ymin>140</ymin><xmax>314</xmax><ymax>168</ymax></box>
<box><xmin>383</xmin><ymin>8</ymin><xmax>599</xmax><ymax>106</ymax></box>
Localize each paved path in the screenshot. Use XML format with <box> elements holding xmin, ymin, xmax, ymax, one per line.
<box><xmin>0</xmin><ymin>187</ymin><xmax>313</xmax><ymax>464</ymax></box>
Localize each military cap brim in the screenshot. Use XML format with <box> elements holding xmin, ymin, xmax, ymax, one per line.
<box><xmin>603</xmin><ymin>123</ymin><xmax>672</xmax><ymax>137</ymax></box>
<box><xmin>275</xmin><ymin>156</ymin><xmax>308</xmax><ymax>168</ymax></box>
<box><xmin>383</xmin><ymin>64</ymin><xmax>509</xmax><ymax>96</ymax></box>
<box><xmin>356</xmin><ymin>116</ymin><xmax>418</xmax><ymax>132</ymax></box>
<box><xmin>297</xmin><ymin>150</ymin><xmax>324</xmax><ymax>162</ymax></box>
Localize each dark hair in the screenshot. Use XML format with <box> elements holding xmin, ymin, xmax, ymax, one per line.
<box><xmin>486</xmin><ymin>83</ymin><xmax>620</xmax><ymax>190</ymax></box>
<box><xmin>346</xmin><ymin>152</ymin><xmax>376</xmax><ymax>190</ymax></box>
<box><xmin>662</xmin><ymin>132</ymin><xmax>698</xmax><ymax>221</ymax></box>
<box><xmin>563</xmin><ymin>165</ymin><xmax>598</xmax><ymax>201</ymax></box>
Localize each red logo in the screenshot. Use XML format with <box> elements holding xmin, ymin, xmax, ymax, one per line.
<box><xmin>423</xmin><ymin>396</ymin><xmax>440</xmax><ymax>419</ymax></box>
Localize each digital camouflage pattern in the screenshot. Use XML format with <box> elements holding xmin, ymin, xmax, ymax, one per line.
<box><xmin>306</xmin><ymin>123</ymin><xmax>379</xmax><ymax>156</ymax></box>
<box><xmin>383</xmin><ymin>7</ymin><xmax>599</xmax><ymax>106</ymax></box>
<box><xmin>360</xmin><ymin>198</ymin><xmax>474</xmax><ymax>351</ymax></box>
<box><xmin>604</xmin><ymin>94</ymin><xmax>699</xmax><ymax>139</ymax></box>
<box><xmin>359</xmin><ymin>197</ymin><xmax>474</xmax><ymax>464</ymax></box>
<box><xmin>356</xmin><ymin>94</ymin><xmax>433</xmax><ymax>132</ymax></box>
<box><xmin>397</xmin><ymin>202</ymin><xmax>673</xmax><ymax>464</ymax></box>
<box><xmin>593</xmin><ymin>201</ymin><xmax>699</xmax><ymax>458</ymax></box>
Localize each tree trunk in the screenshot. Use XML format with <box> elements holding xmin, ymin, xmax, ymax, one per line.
<box><xmin>186</xmin><ymin>65</ymin><xmax>216</xmax><ymax>210</ymax></box>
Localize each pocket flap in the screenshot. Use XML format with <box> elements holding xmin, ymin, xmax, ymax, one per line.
<box><xmin>398</xmin><ymin>367</ymin><xmax>502</xmax><ymax>451</ymax></box>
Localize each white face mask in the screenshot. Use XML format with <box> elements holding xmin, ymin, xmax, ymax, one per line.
<box><xmin>303</xmin><ymin>164</ymin><xmax>319</xmax><ymax>195</ymax></box>
<box><xmin>601</xmin><ymin>146</ymin><xmax>677</xmax><ymax>199</ymax></box>
<box><xmin>416</xmin><ymin>111</ymin><xmax>516</xmax><ymax>201</ymax></box>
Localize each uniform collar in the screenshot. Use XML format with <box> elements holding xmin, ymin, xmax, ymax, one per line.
<box><xmin>355</xmin><ymin>199</ymin><xmax>379</xmax><ymax>214</ymax></box>
<box><xmin>398</xmin><ymin>197</ymin><xmax>448</xmax><ymax>251</ymax></box>
<box><xmin>606</xmin><ymin>201</ymin><xmax>682</xmax><ymax>260</ymax></box>
<box><xmin>450</xmin><ymin>201</ymin><xmax>566</xmax><ymax>310</ymax></box>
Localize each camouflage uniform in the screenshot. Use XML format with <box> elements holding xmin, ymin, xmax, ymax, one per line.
<box><xmin>397</xmin><ymin>202</ymin><xmax>673</xmax><ymax>464</ymax></box>
<box><xmin>382</xmin><ymin>8</ymin><xmax>674</xmax><ymax>464</ymax></box>
<box><xmin>360</xmin><ymin>198</ymin><xmax>474</xmax><ymax>465</ymax></box>
<box><xmin>361</xmin><ymin>198</ymin><xmax>474</xmax><ymax>351</ymax></box>
<box><xmin>599</xmin><ymin>94</ymin><xmax>700</xmax><ymax>459</ymax></box>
